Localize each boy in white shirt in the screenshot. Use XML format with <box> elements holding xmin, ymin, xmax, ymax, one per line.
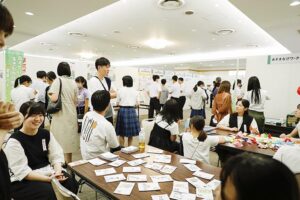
<box><xmin>147</xmin><ymin>75</ymin><xmax>161</xmax><ymax>118</ymax></box>
<box><xmin>80</xmin><ymin>90</ymin><xmax>120</xmax><ymax>160</ymax></box>
<box><xmin>273</xmin><ymin>144</ymin><xmax>300</xmax><ymax>174</ymax></box>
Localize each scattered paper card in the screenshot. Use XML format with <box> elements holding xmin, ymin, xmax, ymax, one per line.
<box><xmin>147</xmin><ymin>148</ymin><xmax>164</xmax><ymax>154</ymax></box>
<box><xmin>68</xmin><ymin>160</ymin><xmax>88</xmax><ymax>167</ymax></box>
<box><xmin>127</xmin><ymin>174</ymin><xmax>147</xmax><ymax>182</ymax></box>
<box><xmin>180</xmin><ymin>159</ymin><xmax>196</xmax><ymax>165</ymax></box>
<box><xmin>169</xmin><ymin>192</ymin><xmax>196</xmax><ymax>200</ymax></box>
<box><xmin>123</xmin><ymin>167</ymin><xmax>141</xmax><ymax>173</ymax></box>
<box><xmin>184</xmin><ymin>164</ymin><xmax>202</xmax><ymax>172</ymax></box>
<box><xmin>121</xmin><ymin>146</ymin><xmax>139</xmax><ymax>154</ymax></box>
<box><xmin>95</xmin><ymin>168</ymin><xmax>116</xmax><ymax>176</ymax></box>
<box><xmin>144</xmin><ymin>163</ymin><xmax>164</xmax><ymax>171</ymax></box>
<box><xmin>88</xmin><ymin>158</ymin><xmax>107</xmax><ymax>166</ymax></box>
<box><xmin>186</xmin><ymin>177</ymin><xmax>206</xmax><ymax>188</ymax></box>
<box><xmin>132</xmin><ymin>153</ymin><xmax>150</xmax><ymax>159</ymax></box>
<box><xmin>114</xmin><ymin>182</ymin><xmax>135</xmax><ymax>196</ymax></box>
<box><xmin>172</xmin><ymin>181</ymin><xmax>189</xmax><ymax>193</ymax></box>
<box><xmin>104</xmin><ymin>173</ymin><xmax>126</xmax><ymax>183</ymax></box>
<box><xmin>151</xmin><ymin>175</ymin><xmax>173</xmax><ymax>183</ymax></box>
<box><xmin>127</xmin><ymin>159</ymin><xmax>146</xmax><ymax>166</ymax></box>
<box><xmin>138</xmin><ymin>182</ymin><xmax>160</xmax><ymax>191</ymax></box>
<box><xmin>193</xmin><ymin>171</ymin><xmax>214</xmax><ymax>180</ymax></box>
<box><xmin>108</xmin><ymin>159</ymin><xmax>126</xmax><ymax>167</ymax></box>
<box><xmin>153</xmin><ymin>155</ymin><xmax>171</xmax><ymax>163</ymax></box>
<box><xmin>196</xmin><ymin>188</ymin><xmax>214</xmax><ymax>200</ymax></box>
<box><xmin>206</xmin><ymin>179</ymin><xmax>221</xmax><ymax>190</ymax></box>
<box><xmin>151</xmin><ymin>194</ymin><xmax>170</xmax><ymax>200</ymax></box>
<box><xmin>100</xmin><ymin>152</ymin><xmax>119</xmax><ymax>161</ymax></box>
<box><xmin>160</xmin><ymin>165</ymin><xmax>177</xmax><ymax>174</ymax></box>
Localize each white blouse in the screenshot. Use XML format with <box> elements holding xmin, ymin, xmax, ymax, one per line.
<box><xmin>189</xmin><ymin>87</ymin><xmax>207</xmax><ymax>110</ymax></box>
<box><xmin>117</xmin><ymin>87</ymin><xmax>139</xmax><ymax>107</ymax></box>
<box><xmin>155</xmin><ymin>114</ymin><xmax>179</xmax><ymax>135</ymax></box>
<box><xmin>245</xmin><ymin>89</ymin><xmax>270</xmax><ymax>112</ymax></box>
<box><xmin>218</xmin><ymin>114</ymin><xmax>258</xmax><ymax>132</ymax></box>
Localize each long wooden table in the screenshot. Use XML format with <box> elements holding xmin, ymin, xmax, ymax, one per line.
<box><xmin>69</xmin><ymin>146</ymin><xmax>221</xmax><ymax>200</ymax></box>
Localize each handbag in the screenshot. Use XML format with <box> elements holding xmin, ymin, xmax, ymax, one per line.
<box><xmin>47</xmin><ymin>78</ymin><xmax>62</xmax><ymax>114</ymax></box>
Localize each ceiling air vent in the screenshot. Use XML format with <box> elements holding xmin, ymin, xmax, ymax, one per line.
<box><xmin>67</xmin><ymin>32</ymin><xmax>87</xmax><ymax>37</ymax></box>
<box><xmin>158</xmin><ymin>0</ymin><xmax>185</xmax><ymax>10</ymax></box>
<box><xmin>215</xmin><ymin>29</ymin><xmax>235</xmax><ymax>36</ymax></box>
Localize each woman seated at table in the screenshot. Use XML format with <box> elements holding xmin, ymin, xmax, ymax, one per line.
<box><xmin>148</xmin><ymin>99</ymin><xmax>180</xmax><ymax>153</ymax></box>
<box><xmin>217</xmin><ymin>99</ymin><xmax>259</xmax><ymax>134</ymax></box>
<box><xmin>4</xmin><ymin>101</ymin><xmax>78</xmax><ymax>200</ymax></box>
<box><xmin>182</xmin><ymin>116</ymin><xmax>226</xmax><ymax>164</ymax></box>
<box><xmin>280</xmin><ymin>104</ymin><xmax>300</xmax><ymax>140</ymax></box>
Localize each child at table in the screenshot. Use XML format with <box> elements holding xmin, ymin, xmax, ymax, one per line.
<box><xmin>182</xmin><ymin>116</ymin><xmax>226</xmax><ymax>164</ymax></box>
<box><xmin>280</xmin><ymin>104</ymin><xmax>300</xmax><ymax>141</ymax></box>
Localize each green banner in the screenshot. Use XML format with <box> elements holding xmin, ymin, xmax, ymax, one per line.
<box><xmin>5</xmin><ymin>49</ymin><xmax>24</xmax><ymax>102</ymax></box>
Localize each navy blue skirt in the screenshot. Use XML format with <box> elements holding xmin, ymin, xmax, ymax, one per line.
<box><xmin>190</xmin><ymin>109</ymin><xmax>205</xmax><ymax>118</ymax></box>
<box><xmin>116</xmin><ymin>107</ymin><xmax>140</xmax><ymax>137</ymax></box>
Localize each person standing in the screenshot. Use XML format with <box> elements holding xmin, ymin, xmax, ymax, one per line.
<box><xmin>48</xmin><ymin>62</ymin><xmax>78</xmax><ymax>164</ymax></box>
<box><xmin>245</xmin><ymin>76</ymin><xmax>270</xmax><ymax>133</ymax></box>
<box><xmin>75</xmin><ymin>76</ymin><xmax>89</xmax><ymax>115</ymax></box>
<box><xmin>45</xmin><ymin>71</ymin><xmax>56</xmax><ymax>124</ymax></box>
<box><xmin>178</xmin><ymin>77</ymin><xmax>186</xmax><ymax>120</ymax></box>
<box><xmin>189</xmin><ymin>81</ymin><xmax>207</xmax><ymax>118</ymax></box>
<box><xmin>147</xmin><ymin>75</ymin><xmax>161</xmax><ymax>118</ymax></box>
<box><xmin>88</xmin><ymin>57</ymin><xmax>116</xmax><ymax>124</ymax></box>
<box><xmin>159</xmin><ymin>79</ymin><xmax>168</xmax><ymax>110</ymax></box>
<box><xmin>169</xmin><ymin>75</ymin><xmax>180</xmax><ymax>103</ymax></box>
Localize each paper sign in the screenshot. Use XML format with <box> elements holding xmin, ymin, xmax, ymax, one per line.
<box><xmin>104</xmin><ymin>173</ymin><xmax>126</xmax><ymax>183</ymax></box>
<box><xmin>108</xmin><ymin>159</ymin><xmax>126</xmax><ymax>167</ymax></box>
<box><xmin>206</xmin><ymin>179</ymin><xmax>221</xmax><ymax>190</ymax></box>
<box><xmin>132</xmin><ymin>153</ymin><xmax>150</xmax><ymax>159</ymax></box>
<box><xmin>180</xmin><ymin>159</ymin><xmax>196</xmax><ymax>164</ymax></box>
<box><xmin>147</xmin><ymin>149</ymin><xmax>164</xmax><ymax>154</ymax></box>
<box><xmin>184</xmin><ymin>164</ymin><xmax>202</xmax><ymax>172</ymax></box>
<box><xmin>151</xmin><ymin>194</ymin><xmax>170</xmax><ymax>200</ymax></box>
<box><xmin>88</xmin><ymin>158</ymin><xmax>107</xmax><ymax>166</ymax></box>
<box><xmin>123</xmin><ymin>167</ymin><xmax>141</xmax><ymax>173</ymax></box>
<box><xmin>95</xmin><ymin>168</ymin><xmax>116</xmax><ymax>176</ymax></box>
<box><xmin>172</xmin><ymin>181</ymin><xmax>189</xmax><ymax>193</ymax></box>
<box><xmin>186</xmin><ymin>177</ymin><xmax>206</xmax><ymax>188</ymax></box>
<box><xmin>196</xmin><ymin>188</ymin><xmax>213</xmax><ymax>200</ymax></box>
<box><xmin>153</xmin><ymin>155</ymin><xmax>171</xmax><ymax>163</ymax></box>
<box><xmin>138</xmin><ymin>182</ymin><xmax>160</xmax><ymax>191</ymax></box>
<box><xmin>127</xmin><ymin>174</ymin><xmax>147</xmax><ymax>182</ymax></box>
<box><xmin>100</xmin><ymin>152</ymin><xmax>119</xmax><ymax>161</ymax></box>
<box><xmin>160</xmin><ymin>165</ymin><xmax>177</xmax><ymax>174</ymax></box>
<box><xmin>114</xmin><ymin>182</ymin><xmax>135</xmax><ymax>196</ymax></box>
<box><xmin>193</xmin><ymin>171</ymin><xmax>214</xmax><ymax>180</ymax></box>
<box><xmin>68</xmin><ymin>160</ymin><xmax>88</xmax><ymax>167</ymax></box>
<box><xmin>127</xmin><ymin>159</ymin><xmax>146</xmax><ymax>166</ymax></box>
<box><xmin>144</xmin><ymin>163</ymin><xmax>163</xmax><ymax>171</ymax></box>
<box><xmin>150</xmin><ymin>175</ymin><xmax>173</xmax><ymax>183</ymax></box>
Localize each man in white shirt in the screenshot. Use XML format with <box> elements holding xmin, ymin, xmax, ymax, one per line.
<box><xmin>88</xmin><ymin>57</ymin><xmax>117</xmax><ymax>124</ymax></box>
<box><xmin>169</xmin><ymin>75</ymin><xmax>180</xmax><ymax>102</ymax></box>
<box><xmin>178</xmin><ymin>77</ymin><xmax>186</xmax><ymax>120</ymax></box>
<box><xmin>147</xmin><ymin>75</ymin><xmax>161</xmax><ymax>118</ymax></box>
<box><xmin>80</xmin><ymin>90</ymin><xmax>120</xmax><ymax>160</ymax></box>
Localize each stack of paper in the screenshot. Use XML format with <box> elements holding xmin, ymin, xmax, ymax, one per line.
<box><xmin>138</xmin><ymin>182</ymin><xmax>160</xmax><ymax>191</ymax></box>
<box><xmin>160</xmin><ymin>165</ymin><xmax>177</xmax><ymax>174</ymax></box>
<box><xmin>151</xmin><ymin>194</ymin><xmax>170</xmax><ymax>200</ymax></box>
<box><xmin>186</xmin><ymin>177</ymin><xmax>206</xmax><ymax>188</ymax></box>
<box><xmin>180</xmin><ymin>159</ymin><xmax>196</xmax><ymax>165</ymax></box>
<box><xmin>132</xmin><ymin>153</ymin><xmax>150</xmax><ymax>159</ymax></box>
<box><xmin>153</xmin><ymin>155</ymin><xmax>171</xmax><ymax>163</ymax></box>
<box><xmin>114</xmin><ymin>182</ymin><xmax>135</xmax><ymax>196</ymax></box>
<box><xmin>108</xmin><ymin>159</ymin><xmax>126</xmax><ymax>167</ymax></box>
<box><xmin>68</xmin><ymin>160</ymin><xmax>88</xmax><ymax>167</ymax></box>
<box><xmin>99</xmin><ymin>152</ymin><xmax>119</xmax><ymax>161</ymax></box>
<box><xmin>183</xmin><ymin>164</ymin><xmax>202</xmax><ymax>172</ymax></box>
<box><xmin>147</xmin><ymin>148</ymin><xmax>164</xmax><ymax>154</ymax></box>
<box><xmin>95</xmin><ymin>168</ymin><xmax>116</xmax><ymax>176</ymax></box>
<box><xmin>104</xmin><ymin>173</ymin><xmax>126</xmax><ymax>183</ymax></box>
<box><xmin>150</xmin><ymin>175</ymin><xmax>173</xmax><ymax>183</ymax></box>
<box><xmin>127</xmin><ymin>159</ymin><xmax>146</xmax><ymax>166</ymax></box>
<box><xmin>123</xmin><ymin>167</ymin><xmax>141</xmax><ymax>173</ymax></box>
<box><xmin>193</xmin><ymin>171</ymin><xmax>214</xmax><ymax>180</ymax></box>
<box><xmin>144</xmin><ymin>163</ymin><xmax>164</xmax><ymax>171</ymax></box>
<box><xmin>121</xmin><ymin>146</ymin><xmax>139</xmax><ymax>154</ymax></box>
<box><xmin>127</xmin><ymin>174</ymin><xmax>147</xmax><ymax>182</ymax></box>
<box><xmin>88</xmin><ymin>158</ymin><xmax>107</xmax><ymax>166</ymax></box>
<box><xmin>196</xmin><ymin>188</ymin><xmax>213</xmax><ymax>200</ymax></box>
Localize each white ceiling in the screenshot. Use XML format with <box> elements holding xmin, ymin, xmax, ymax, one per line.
<box><xmin>5</xmin><ymin>0</ymin><xmax>297</xmax><ymax>70</ymax></box>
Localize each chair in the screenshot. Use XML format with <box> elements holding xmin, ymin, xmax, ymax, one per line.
<box><xmin>51</xmin><ymin>178</ymin><xmax>80</xmax><ymax>200</ymax></box>
<box><xmin>295</xmin><ymin>173</ymin><xmax>300</xmax><ymax>197</ymax></box>
<box><xmin>141</xmin><ymin>118</ymin><xmax>155</xmax><ymax>145</ymax></box>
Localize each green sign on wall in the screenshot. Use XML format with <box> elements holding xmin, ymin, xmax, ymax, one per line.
<box><xmin>5</xmin><ymin>49</ymin><xmax>24</xmax><ymax>102</ymax></box>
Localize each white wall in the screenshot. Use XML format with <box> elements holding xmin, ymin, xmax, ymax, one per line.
<box><xmin>246</xmin><ymin>55</ymin><xmax>300</xmax><ymax>119</ymax></box>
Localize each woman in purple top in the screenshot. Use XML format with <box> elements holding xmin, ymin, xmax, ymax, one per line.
<box><xmin>75</xmin><ymin>76</ymin><xmax>89</xmax><ymax>115</ymax></box>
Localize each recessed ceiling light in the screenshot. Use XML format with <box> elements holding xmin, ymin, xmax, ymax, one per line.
<box><xmin>144</xmin><ymin>38</ymin><xmax>173</xmax><ymax>49</ymax></box>
<box><xmin>185</xmin><ymin>10</ymin><xmax>194</xmax><ymax>15</ymax></box>
<box><xmin>226</xmin><ymin>44</ymin><xmax>231</xmax><ymax>47</ymax></box>
<box><xmin>191</xmin><ymin>29</ymin><xmax>197</xmax><ymax>32</ymax></box>
<box><xmin>25</xmin><ymin>12</ymin><xmax>34</xmax><ymax>16</ymax></box>
<box><xmin>215</xmin><ymin>29</ymin><xmax>235</xmax><ymax>36</ymax></box>
<box><xmin>246</xmin><ymin>44</ymin><xmax>259</xmax><ymax>48</ymax></box>
<box><xmin>78</xmin><ymin>51</ymin><xmax>96</xmax><ymax>59</ymax></box>
<box><xmin>13</xmin><ymin>25</ymin><xmax>16</xmax><ymax>28</ymax></box>
<box><xmin>158</xmin><ymin>0</ymin><xmax>185</xmax><ymax>10</ymax></box>
<box><xmin>68</xmin><ymin>32</ymin><xmax>87</xmax><ymax>37</ymax></box>
<box><xmin>290</xmin><ymin>0</ymin><xmax>300</xmax><ymax>6</ymax></box>
<box><xmin>127</xmin><ymin>45</ymin><xmax>140</xmax><ymax>49</ymax></box>
<box><xmin>215</xmin><ymin>4</ymin><xmax>219</xmax><ymax>7</ymax></box>
<box><xmin>40</xmin><ymin>42</ymin><xmax>56</xmax><ymax>46</ymax></box>
<box><xmin>212</xmin><ymin>38</ymin><xmax>216</xmax><ymax>41</ymax></box>
<box><xmin>111</xmin><ymin>45</ymin><xmax>115</xmax><ymax>48</ymax></box>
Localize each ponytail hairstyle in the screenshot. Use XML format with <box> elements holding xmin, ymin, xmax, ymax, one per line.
<box><xmin>75</xmin><ymin>76</ymin><xmax>88</xmax><ymax>89</ymax></box>
<box><xmin>193</xmin><ymin>81</ymin><xmax>205</xmax><ymax>92</ymax></box>
<box><xmin>237</xmin><ymin>99</ymin><xmax>250</xmax><ymax>115</ymax></box>
<box><xmin>14</xmin><ymin>75</ymin><xmax>32</xmax><ymax>88</ymax></box>
<box><xmin>189</xmin><ymin>116</ymin><xmax>207</xmax><ymax>142</ymax></box>
<box><xmin>247</xmin><ymin>76</ymin><xmax>261</xmax><ymax>104</ymax></box>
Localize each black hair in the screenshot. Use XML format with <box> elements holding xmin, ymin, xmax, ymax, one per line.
<box><xmin>0</xmin><ymin>4</ymin><xmax>14</xmax><ymax>37</ymax></box>
<box><xmin>95</xmin><ymin>57</ymin><xmax>110</xmax><ymax>70</ymax></box>
<box><xmin>46</xmin><ymin>71</ymin><xmax>56</xmax><ymax>81</ymax></box>
<box><xmin>160</xmin><ymin>99</ymin><xmax>179</xmax><ymax>124</ymax></box>
<box><xmin>247</xmin><ymin>76</ymin><xmax>261</xmax><ymax>104</ymax></box>
<box><xmin>19</xmin><ymin>101</ymin><xmax>46</xmax><ymax>118</ymax></box>
<box><xmin>161</xmin><ymin>79</ymin><xmax>166</xmax><ymax>85</ymax></box>
<box><xmin>216</xmin><ymin>77</ymin><xmax>222</xmax><ymax>83</ymax></box>
<box><xmin>172</xmin><ymin>75</ymin><xmax>178</xmax><ymax>81</ymax></box>
<box><xmin>297</xmin><ymin>104</ymin><xmax>300</xmax><ymax>109</ymax></box>
<box><xmin>91</xmin><ymin>90</ymin><xmax>110</xmax><ymax>112</ymax></box>
<box><xmin>36</xmin><ymin>71</ymin><xmax>47</xmax><ymax>79</ymax></box>
<box><xmin>189</xmin><ymin>116</ymin><xmax>207</xmax><ymax>142</ymax></box>
<box><xmin>75</xmin><ymin>76</ymin><xmax>88</xmax><ymax>89</ymax></box>
<box><xmin>220</xmin><ymin>153</ymin><xmax>299</xmax><ymax>200</ymax></box>
<box><xmin>193</xmin><ymin>81</ymin><xmax>204</xmax><ymax>92</ymax></box>
<box><xmin>179</xmin><ymin>77</ymin><xmax>184</xmax><ymax>82</ymax></box>
<box><xmin>57</xmin><ymin>62</ymin><xmax>71</xmax><ymax>77</ymax></box>
<box><xmin>152</xmin><ymin>75</ymin><xmax>159</xmax><ymax>81</ymax></box>
<box><xmin>14</xmin><ymin>75</ymin><xmax>32</xmax><ymax>88</ymax></box>
<box><xmin>233</xmin><ymin>79</ymin><xmax>242</xmax><ymax>90</ymax></box>
<box><xmin>122</xmin><ymin>75</ymin><xmax>133</xmax><ymax>87</ymax></box>
<box><xmin>236</xmin><ymin>99</ymin><xmax>250</xmax><ymax>115</ymax></box>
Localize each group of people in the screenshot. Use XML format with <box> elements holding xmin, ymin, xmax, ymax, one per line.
<box><xmin>0</xmin><ymin>3</ymin><xmax>300</xmax><ymax>200</ymax></box>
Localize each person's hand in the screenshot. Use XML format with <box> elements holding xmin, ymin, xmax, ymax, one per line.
<box><xmin>0</xmin><ymin>102</ymin><xmax>23</xmax><ymax>131</ymax></box>
<box><xmin>250</xmin><ymin>126</ymin><xmax>259</xmax><ymax>135</ymax></box>
<box><xmin>50</xmin><ymin>173</ymin><xmax>68</xmax><ymax>182</ymax></box>
<box><xmin>230</xmin><ymin>127</ymin><xmax>238</xmax><ymax>132</ymax></box>
<box><xmin>280</xmin><ymin>133</ymin><xmax>287</xmax><ymax>138</ymax></box>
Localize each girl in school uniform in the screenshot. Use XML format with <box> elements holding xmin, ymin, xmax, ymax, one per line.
<box><xmin>3</xmin><ymin>101</ymin><xmax>78</xmax><ymax>200</ymax></box>
<box><xmin>182</xmin><ymin>116</ymin><xmax>226</xmax><ymax>164</ymax></box>
<box><xmin>116</xmin><ymin>76</ymin><xmax>140</xmax><ymax>147</ymax></box>
<box><xmin>217</xmin><ymin>99</ymin><xmax>259</xmax><ymax>134</ymax></box>
<box><xmin>75</xmin><ymin>76</ymin><xmax>89</xmax><ymax>115</ymax></box>
<box><xmin>189</xmin><ymin>81</ymin><xmax>208</xmax><ymax>118</ymax></box>
<box><xmin>148</xmin><ymin>99</ymin><xmax>180</xmax><ymax>153</ymax></box>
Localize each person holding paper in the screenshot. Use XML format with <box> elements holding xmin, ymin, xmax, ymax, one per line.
<box><xmin>217</xmin><ymin>99</ymin><xmax>259</xmax><ymax>134</ymax></box>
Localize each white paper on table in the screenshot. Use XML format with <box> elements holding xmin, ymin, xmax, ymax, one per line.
<box><xmin>193</xmin><ymin>171</ymin><xmax>214</xmax><ymax>180</ymax></box>
<box><xmin>127</xmin><ymin>159</ymin><xmax>146</xmax><ymax>166</ymax></box>
<box><xmin>169</xmin><ymin>191</ymin><xmax>195</xmax><ymax>200</ymax></box>
<box><xmin>196</xmin><ymin>188</ymin><xmax>214</xmax><ymax>200</ymax></box>
<box><xmin>147</xmin><ymin>148</ymin><xmax>164</xmax><ymax>154</ymax></box>
<box><xmin>88</xmin><ymin>158</ymin><xmax>107</xmax><ymax>166</ymax></box>
<box><xmin>138</xmin><ymin>182</ymin><xmax>160</xmax><ymax>191</ymax></box>
<box><xmin>144</xmin><ymin>163</ymin><xmax>164</xmax><ymax>171</ymax></box>
<box><xmin>100</xmin><ymin>152</ymin><xmax>119</xmax><ymax>161</ymax></box>
<box><xmin>183</xmin><ymin>164</ymin><xmax>202</xmax><ymax>172</ymax></box>
<box><xmin>150</xmin><ymin>175</ymin><xmax>173</xmax><ymax>183</ymax></box>
<box><xmin>151</xmin><ymin>194</ymin><xmax>170</xmax><ymax>200</ymax></box>
<box><xmin>104</xmin><ymin>173</ymin><xmax>126</xmax><ymax>183</ymax></box>
<box><xmin>95</xmin><ymin>168</ymin><xmax>116</xmax><ymax>176</ymax></box>
<box><xmin>172</xmin><ymin>181</ymin><xmax>189</xmax><ymax>193</ymax></box>
<box><xmin>132</xmin><ymin>153</ymin><xmax>150</xmax><ymax>159</ymax></box>
<box><xmin>160</xmin><ymin>165</ymin><xmax>177</xmax><ymax>174</ymax></box>
<box><xmin>108</xmin><ymin>159</ymin><xmax>126</xmax><ymax>167</ymax></box>
<box><xmin>68</xmin><ymin>160</ymin><xmax>88</xmax><ymax>167</ymax></box>
<box><xmin>186</xmin><ymin>177</ymin><xmax>206</xmax><ymax>188</ymax></box>
<box><xmin>121</xmin><ymin>146</ymin><xmax>139</xmax><ymax>154</ymax></box>
<box><xmin>123</xmin><ymin>167</ymin><xmax>141</xmax><ymax>173</ymax></box>
<box><xmin>180</xmin><ymin>159</ymin><xmax>196</xmax><ymax>164</ymax></box>
<box><xmin>127</xmin><ymin>174</ymin><xmax>147</xmax><ymax>182</ymax></box>
<box><xmin>153</xmin><ymin>155</ymin><xmax>171</xmax><ymax>163</ymax></box>
<box><xmin>114</xmin><ymin>182</ymin><xmax>135</xmax><ymax>196</ymax></box>
<box><xmin>206</xmin><ymin>179</ymin><xmax>221</xmax><ymax>190</ymax></box>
